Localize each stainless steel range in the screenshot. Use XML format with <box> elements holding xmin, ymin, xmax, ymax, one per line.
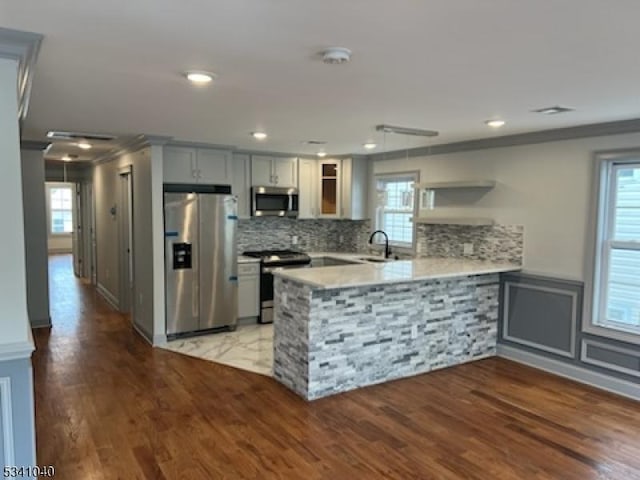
<box><xmin>242</xmin><ymin>249</ymin><xmax>311</xmax><ymax>323</ymax></box>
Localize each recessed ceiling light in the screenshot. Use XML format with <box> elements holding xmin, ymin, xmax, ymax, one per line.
<box><xmin>531</xmin><ymin>105</ymin><xmax>574</xmax><ymax>115</ymax></box>
<box><xmin>321</xmin><ymin>47</ymin><xmax>352</xmax><ymax>65</ymax></box>
<box><xmin>317</xmin><ymin>151</ymin><xmax>327</xmax><ymax>158</ymax></box>
<box><xmin>77</xmin><ymin>141</ymin><xmax>92</xmax><ymax>150</ymax></box>
<box><xmin>185</xmin><ymin>71</ymin><xmax>216</xmax><ymax>85</ymax></box>
<box><xmin>485</xmin><ymin>119</ymin><xmax>505</xmax><ymax>128</ymax></box>
<box><xmin>251</xmin><ymin>132</ymin><xmax>267</xmax><ymax>140</ymax></box>
<box><xmin>363</xmin><ymin>142</ymin><xmax>377</xmax><ymax>150</ymax></box>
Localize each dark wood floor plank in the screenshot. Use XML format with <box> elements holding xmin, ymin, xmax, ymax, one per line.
<box><xmin>33</xmin><ymin>255</ymin><xmax>640</xmax><ymax>479</ymax></box>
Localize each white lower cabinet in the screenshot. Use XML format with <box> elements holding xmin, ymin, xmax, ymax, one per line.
<box><xmin>238</xmin><ymin>263</ymin><xmax>260</xmax><ymax>319</ymax></box>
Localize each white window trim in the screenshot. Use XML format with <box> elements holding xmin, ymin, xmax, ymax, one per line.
<box><xmin>46</xmin><ymin>182</ymin><xmax>74</xmax><ymax>237</ymax></box>
<box><xmin>584</xmin><ymin>152</ymin><xmax>640</xmax><ymax>345</ymax></box>
<box><xmin>373</xmin><ymin>171</ymin><xmax>420</xmax><ymax>254</ymax></box>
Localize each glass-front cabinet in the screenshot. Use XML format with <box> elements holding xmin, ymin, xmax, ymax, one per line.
<box><xmin>319</xmin><ymin>160</ymin><xmax>341</xmax><ymax>217</ymax></box>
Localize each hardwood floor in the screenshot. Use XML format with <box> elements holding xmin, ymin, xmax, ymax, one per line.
<box><xmin>34</xmin><ymin>255</ymin><xmax>640</xmax><ymax>479</ymax></box>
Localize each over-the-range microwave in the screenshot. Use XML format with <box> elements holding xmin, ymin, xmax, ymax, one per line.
<box><xmin>251</xmin><ymin>186</ymin><xmax>299</xmax><ymax>217</ymax></box>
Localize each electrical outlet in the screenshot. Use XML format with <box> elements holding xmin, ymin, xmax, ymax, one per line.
<box><xmin>292</xmin><ymin>235</ymin><xmax>299</xmax><ymax>245</ymax></box>
<box><xmin>411</xmin><ymin>324</ymin><xmax>418</xmax><ymax>339</ymax></box>
<box><xmin>463</xmin><ymin>243</ymin><xmax>474</xmax><ymax>255</ymax></box>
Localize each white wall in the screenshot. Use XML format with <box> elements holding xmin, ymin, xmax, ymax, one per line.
<box><xmin>21</xmin><ymin>149</ymin><xmax>51</xmax><ymax>327</ymax></box>
<box><xmin>0</xmin><ymin>58</ymin><xmax>30</xmax><ymax>348</ymax></box>
<box><xmin>373</xmin><ymin>132</ymin><xmax>640</xmax><ymax>281</ymax></box>
<box><xmin>93</xmin><ymin>147</ymin><xmax>156</xmax><ymax>341</ymax></box>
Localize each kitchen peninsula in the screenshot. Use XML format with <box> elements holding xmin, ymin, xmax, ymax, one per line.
<box><xmin>272</xmin><ymin>258</ymin><xmax>520</xmax><ymax>400</ymax></box>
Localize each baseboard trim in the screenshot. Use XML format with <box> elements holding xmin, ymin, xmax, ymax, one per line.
<box><xmin>30</xmin><ymin>316</ymin><xmax>51</xmax><ymax>329</ymax></box>
<box><xmin>497</xmin><ymin>344</ymin><xmax>640</xmax><ymax>401</ymax></box>
<box><xmin>96</xmin><ymin>283</ymin><xmax>119</xmax><ymax>310</ymax></box>
<box><xmin>133</xmin><ymin>323</ymin><xmax>152</xmax><ymax>345</ymax></box>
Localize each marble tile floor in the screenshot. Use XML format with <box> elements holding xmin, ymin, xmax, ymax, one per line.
<box><xmin>160</xmin><ymin>324</ymin><xmax>274</xmax><ymax>376</ymax></box>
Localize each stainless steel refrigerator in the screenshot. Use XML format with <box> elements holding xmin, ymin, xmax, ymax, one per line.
<box><xmin>164</xmin><ymin>189</ymin><xmax>238</xmax><ymax>336</ymax></box>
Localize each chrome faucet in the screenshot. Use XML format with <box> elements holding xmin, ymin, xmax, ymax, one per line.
<box><xmin>368</xmin><ymin>230</ymin><xmax>391</xmax><ymax>259</ymax></box>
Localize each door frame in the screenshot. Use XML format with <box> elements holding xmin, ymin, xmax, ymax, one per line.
<box><xmin>118</xmin><ymin>166</ymin><xmax>134</xmax><ymax>315</ymax></box>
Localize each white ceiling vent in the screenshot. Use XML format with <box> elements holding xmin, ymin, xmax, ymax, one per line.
<box><xmin>321</xmin><ymin>47</ymin><xmax>352</xmax><ymax>65</ymax></box>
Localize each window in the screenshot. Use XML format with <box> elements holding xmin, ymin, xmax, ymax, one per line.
<box><xmin>593</xmin><ymin>160</ymin><xmax>640</xmax><ymax>338</ymax></box>
<box><xmin>375</xmin><ymin>174</ymin><xmax>418</xmax><ymax>248</ymax></box>
<box><xmin>48</xmin><ymin>184</ymin><xmax>74</xmax><ymax>234</ymax></box>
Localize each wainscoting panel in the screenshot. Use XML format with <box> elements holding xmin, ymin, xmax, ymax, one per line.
<box><xmin>502</xmin><ymin>278</ymin><xmax>579</xmax><ymax>358</ymax></box>
<box><xmin>0</xmin><ymin>377</ymin><xmax>14</xmax><ymax>466</ymax></box>
<box><xmin>581</xmin><ymin>339</ymin><xmax>640</xmax><ymax>378</ymax></box>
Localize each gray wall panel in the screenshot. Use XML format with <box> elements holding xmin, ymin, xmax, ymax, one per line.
<box><xmin>499</xmin><ymin>272</ymin><xmax>640</xmax><ymax>385</ymax></box>
<box><xmin>0</xmin><ymin>358</ymin><xmax>35</xmax><ymax>469</ymax></box>
<box><xmin>503</xmin><ymin>281</ymin><xmax>575</xmax><ymax>356</ymax></box>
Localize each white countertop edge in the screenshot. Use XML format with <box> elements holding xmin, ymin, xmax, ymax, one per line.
<box><xmin>273</xmin><ymin>259</ymin><xmax>521</xmax><ymax>290</ymax></box>
<box><xmin>238</xmin><ymin>255</ymin><xmax>261</xmax><ymax>264</ymax></box>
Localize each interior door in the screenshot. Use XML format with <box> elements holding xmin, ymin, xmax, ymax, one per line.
<box><xmin>165</xmin><ymin>193</ymin><xmax>199</xmax><ymax>335</ymax></box>
<box><xmin>198</xmin><ymin>194</ymin><xmax>238</xmax><ymax>330</ymax></box>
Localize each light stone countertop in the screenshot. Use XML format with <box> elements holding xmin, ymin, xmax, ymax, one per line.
<box><xmin>273</xmin><ymin>257</ymin><xmax>520</xmax><ymax>289</ymax></box>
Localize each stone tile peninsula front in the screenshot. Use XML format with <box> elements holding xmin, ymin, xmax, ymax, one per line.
<box><xmin>272</xmin><ymin>258</ymin><xmax>520</xmax><ymax>400</ymax></box>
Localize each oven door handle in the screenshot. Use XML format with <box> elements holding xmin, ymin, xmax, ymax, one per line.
<box><xmin>263</xmin><ymin>267</ymin><xmax>280</xmax><ymax>274</ymax></box>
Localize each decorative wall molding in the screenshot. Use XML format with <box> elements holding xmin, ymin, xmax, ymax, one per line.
<box><xmin>96</xmin><ymin>283</ymin><xmax>119</xmax><ymax>311</ymax></box>
<box><xmin>498</xmin><ymin>345</ymin><xmax>640</xmax><ymax>402</ymax></box>
<box><xmin>581</xmin><ymin>339</ymin><xmax>640</xmax><ymax>378</ymax></box>
<box><xmin>0</xmin><ymin>341</ymin><xmax>35</xmax><ymax>362</ymax></box>
<box><xmin>0</xmin><ymin>27</ymin><xmax>43</xmax><ymax>120</ymax></box>
<box><xmin>0</xmin><ymin>376</ymin><xmax>15</xmax><ymax>466</ymax></box>
<box><xmin>502</xmin><ymin>281</ymin><xmax>577</xmax><ymax>358</ymax></box>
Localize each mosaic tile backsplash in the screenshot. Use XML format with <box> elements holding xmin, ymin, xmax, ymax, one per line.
<box><xmin>416</xmin><ymin>224</ymin><xmax>524</xmax><ymax>264</ymax></box>
<box><xmin>238</xmin><ymin>218</ymin><xmax>371</xmax><ymax>253</ymax></box>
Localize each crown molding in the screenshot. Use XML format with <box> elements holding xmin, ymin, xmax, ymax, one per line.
<box><xmin>369</xmin><ymin>118</ymin><xmax>640</xmax><ymax>161</ymax></box>
<box><xmin>92</xmin><ymin>135</ymin><xmax>149</xmax><ymax>165</ymax></box>
<box><xmin>0</xmin><ymin>27</ymin><xmax>43</xmax><ymax>121</ymax></box>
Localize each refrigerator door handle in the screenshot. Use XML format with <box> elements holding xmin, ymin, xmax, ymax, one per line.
<box><xmin>193</xmin><ymin>275</ymin><xmax>199</xmax><ymax>317</ymax></box>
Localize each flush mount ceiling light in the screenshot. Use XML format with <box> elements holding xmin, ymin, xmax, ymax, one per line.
<box><xmin>363</xmin><ymin>142</ymin><xmax>377</xmax><ymax>150</ymax></box>
<box><xmin>531</xmin><ymin>105</ymin><xmax>574</xmax><ymax>115</ymax></box>
<box><xmin>77</xmin><ymin>141</ymin><xmax>92</xmax><ymax>149</ymax></box>
<box><xmin>317</xmin><ymin>151</ymin><xmax>328</xmax><ymax>158</ymax></box>
<box><xmin>485</xmin><ymin>119</ymin><xmax>505</xmax><ymax>128</ymax></box>
<box><xmin>375</xmin><ymin>124</ymin><xmax>439</xmax><ymax>137</ymax></box>
<box><xmin>321</xmin><ymin>47</ymin><xmax>352</xmax><ymax>65</ymax></box>
<box><xmin>184</xmin><ymin>71</ymin><xmax>216</xmax><ymax>85</ymax></box>
<box><xmin>251</xmin><ymin>131</ymin><xmax>268</xmax><ymax>140</ymax></box>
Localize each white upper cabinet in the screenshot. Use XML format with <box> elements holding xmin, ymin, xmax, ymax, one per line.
<box><xmin>231</xmin><ymin>153</ymin><xmax>251</xmax><ymax>219</ymax></box>
<box><xmin>341</xmin><ymin>157</ymin><xmax>368</xmax><ymax>220</ymax></box>
<box><xmin>251</xmin><ymin>156</ymin><xmax>274</xmax><ymax>186</ymax></box>
<box><xmin>273</xmin><ymin>157</ymin><xmax>298</xmax><ymax>188</ymax></box>
<box><xmin>298</xmin><ymin>158</ymin><xmax>318</xmax><ymax>219</ymax></box>
<box><xmin>196</xmin><ymin>149</ymin><xmax>232</xmax><ymax>184</ymax></box>
<box><xmin>163</xmin><ymin>147</ymin><xmax>197</xmax><ymax>184</ymax></box>
<box><xmin>163</xmin><ymin>146</ymin><xmax>232</xmax><ymax>185</ymax></box>
<box><xmin>251</xmin><ymin>155</ymin><xmax>298</xmax><ymax>187</ymax></box>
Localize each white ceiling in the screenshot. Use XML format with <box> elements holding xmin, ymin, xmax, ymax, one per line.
<box><xmin>3</xmin><ymin>0</ymin><xmax>640</xmax><ymax>156</ymax></box>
